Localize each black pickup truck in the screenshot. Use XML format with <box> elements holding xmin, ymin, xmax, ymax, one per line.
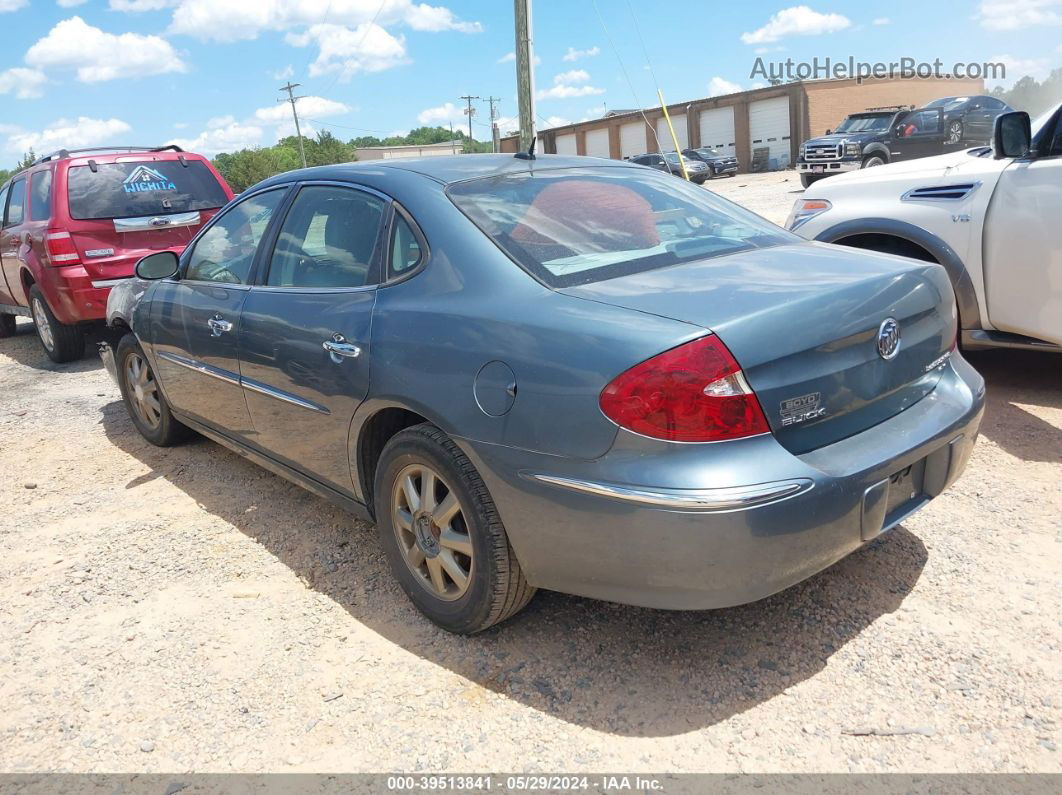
<box><xmin>796</xmin><ymin>96</ymin><xmax>1013</xmax><ymax>188</ymax></box>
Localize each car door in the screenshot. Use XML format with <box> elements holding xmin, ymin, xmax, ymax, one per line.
<box><xmin>983</xmin><ymin>117</ymin><xmax>1062</xmax><ymax>345</ymax></box>
<box><xmin>147</xmin><ymin>187</ymin><xmax>288</xmax><ymax>436</ymax></box>
<box><xmin>891</xmin><ymin>109</ymin><xmax>944</xmax><ymax>161</ymax></box>
<box><xmin>1</xmin><ymin>178</ymin><xmax>27</xmax><ymax>306</ymax></box>
<box><xmin>237</xmin><ymin>182</ymin><xmax>391</xmax><ymax>495</ymax></box>
<box><xmin>966</xmin><ymin>100</ymin><xmax>997</xmax><ymax>142</ymax></box>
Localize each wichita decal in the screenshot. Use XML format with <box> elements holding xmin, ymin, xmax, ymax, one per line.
<box><xmin>122</xmin><ymin>165</ymin><xmax>177</xmax><ymax>194</ymax></box>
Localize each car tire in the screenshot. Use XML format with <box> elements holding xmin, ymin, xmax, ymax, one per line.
<box><xmin>861</xmin><ymin>154</ymin><xmax>887</xmax><ymax>169</ymax></box>
<box><xmin>374</xmin><ymin>423</ymin><xmax>536</xmax><ymax>634</ymax></box>
<box><xmin>946</xmin><ymin>120</ymin><xmax>963</xmax><ymax>145</ymax></box>
<box><xmin>29</xmin><ymin>285</ymin><xmax>84</xmax><ymax>363</ymax></box>
<box><xmin>116</xmin><ymin>333</ymin><xmax>192</xmax><ymax>447</ymax></box>
<box><xmin>800</xmin><ymin>174</ymin><xmax>822</xmax><ymax>189</ymax></box>
<box><xmin>0</xmin><ymin>313</ymin><xmax>16</xmax><ymax>338</ymax></box>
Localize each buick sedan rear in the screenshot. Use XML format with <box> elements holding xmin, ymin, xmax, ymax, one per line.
<box><xmin>104</xmin><ymin>155</ymin><xmax>984</xmax><ymax>634</ymax></box>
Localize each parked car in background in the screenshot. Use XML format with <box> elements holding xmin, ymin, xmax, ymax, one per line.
<box><xmin>796</xmin><ymin>97</ymin><xmax>1013</xmax><ymax>188</ymax></box>
<box><xmin>0</xmin><ymin>145</ymin><xmax>233</xmax><ymax>362</ymax></box>
<box><xmin>789</xmin><ymin>103</ymin><xmax>1062</xmax><ymax>353</ymax></box>
<box><xmin>682</xmin><ymin>147</ymin><xmax>739</xmax><ymax>178</ymax></box>
<box><xmin>103</xmin><ymin>154</ymin><xmax>983</xmax><ymax>634</ymax></box>
<box><xmin>629</xmin><ymin>151</ymin><xmax>711</xmax><ymax>183</ymax></box>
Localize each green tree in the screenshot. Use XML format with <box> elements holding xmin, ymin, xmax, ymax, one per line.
<box><xmin>990</xmin><ymin>69</ymin><xmax>1062</xmax><ymax>117</ymax></box>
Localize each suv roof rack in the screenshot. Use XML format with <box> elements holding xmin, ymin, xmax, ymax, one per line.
<box><xmin>30</xmin><ymin>145</ymin><xmax>184</xmax><ymax>167</ymax></box>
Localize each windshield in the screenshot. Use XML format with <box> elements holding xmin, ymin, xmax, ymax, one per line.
<box><xmin>833</xmin><ymin>115</ymin><xmax>891</xmax><ymax>132</ymax></box>
<box><xmin>447</xmin><ymin>167</ymin><xmax>793</xmax><ymax>288</ymax></box>
<box><xmin>67</xmin><ymin>160</ymin><xmax>229</xmax><ymax>221</ymax></box>
<box><xmin>1032</xmin><ymin>101</ymin><xmax>1062</xmax><ymax>136</ymax></box>
<box><xmin>663</xmin><ymin>152</ymin><xmax>684</xmax><ymax>164</ymax></box>
<box><xmin>924</xmin><ymin>97</ymin><xmax>968</xmax><ymax>111</ymax></box>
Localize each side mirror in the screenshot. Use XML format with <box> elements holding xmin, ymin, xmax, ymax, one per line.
<box><xmin>993</xmin><ymin>111</ymin><xmax>1031</xmax><ymax>159</ymax></box>
<box><xmin>825</xmin><ymin>128</ymin><xmax>831</xmax><ymax>135</ymax></box>
<box><xmin>135</xmin><ymin>250</ymin><xmax>179</xmax><ymax>280</ymax></box>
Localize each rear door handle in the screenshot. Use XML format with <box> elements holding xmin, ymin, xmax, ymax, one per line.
<box><xmin>207</xmin><ymin>315</ymin><xmax>233</xmax><ymax>336</ymax></box>
<box><xmin>323</xmin><ymin>333</ymin><xmax>361</xmax><ymax>363</ymax></box>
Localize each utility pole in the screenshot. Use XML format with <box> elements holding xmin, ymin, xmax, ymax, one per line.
<box><xmin>485</xmin><ymin>96</ymin><xmax>502</xmax><ymax>153</ymax></box>
<box><xmin>279</xmin><ymin>81</ymin><xmax>307</xmax><ymax>168</ymax></box>
<box><xmin>514</xmin><ymin>0</ymin><xmax>536</xmax><ymax>151</ymax></box>
<box><xmin>460</xmin><ymin>94</ymin><xmax>479</xmax><ymax>151</ymax></box>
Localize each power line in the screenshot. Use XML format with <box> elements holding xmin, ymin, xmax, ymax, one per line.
<box><xmin>485</xmin><ymin>95</ymin><xmax>502</xmax><ymax>152</ymax></box>
<box><xmin>279</xmin><ymin>81</ymin><xmax>308</xmax><ymax>168</ymax></box>
<box><xmin>459</xmin><ymin>94</ymin><xmax>480</xmax><ymax>147</ymax></box>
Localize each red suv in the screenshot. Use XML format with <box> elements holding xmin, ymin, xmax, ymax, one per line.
<box><xmin>0</xmin><ymin>146</ymin><xmax>233</xmax><ymax>362</ymax></box>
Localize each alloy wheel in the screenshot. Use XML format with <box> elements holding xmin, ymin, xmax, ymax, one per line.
<box><xmin>31</xmin><ymin>298</ymin><xmax>54</xmax><ymax>352</ymax></box>
<box><xmin>391</xmin><ymin>463</ymin><xmax>473</xmax><ymax>601</ymax></box>
<box><xmin>947</xmin><ymin>122</ymin><xmax>962</xmax><ymax>144</ymax></box>
<box><xmin>125</xmin><ymin>352</ymin><xmax>162</xmax><ymax>430</ymax></box>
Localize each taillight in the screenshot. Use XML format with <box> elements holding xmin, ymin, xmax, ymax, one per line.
<box><xmin>599</xmin><ymin>335</ymin><xmax>769</xmax><ymax>443</ymax></box>
<box><xmin>45</xmin><ymin>230</ymin><xmax>81</xmax><ymax>266</ymax></box>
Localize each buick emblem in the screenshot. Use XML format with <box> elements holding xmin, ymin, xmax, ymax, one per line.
<box><xmin>877</xmin><ymin>317</ymin><xmax>901</xmax><ymax>360</ymax></box>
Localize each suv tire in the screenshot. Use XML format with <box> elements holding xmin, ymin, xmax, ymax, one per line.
<box><xmin>800</xmin><ymin>174</ymin><xmax>823</xmax><ymax>189</ymax></box>
<box><xmin>116</xmin><ymin>333</ymin><xmax>193</xmax><ymax>447</ymax></box>
<box><xmin>374</xmin><ymin>423</ymin><xmax>535</xmax><ymax>634</ymax></box>
<box><xmin>861</xmin><ymin>154</ymin><xmax>887</xmax><ymax>168</ymax></box>
<box><xmin>29</xmin><ymin>285</ymin><xmax>84</xmax><ymax>363</ymax></box>
<box><xmin>0</xmin><ymin>313</ymin><xmax>16</xmax><ymax>338</ymax></box>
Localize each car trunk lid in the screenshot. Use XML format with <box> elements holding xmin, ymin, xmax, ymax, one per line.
<box><xmin>559</xmin><ymin>242</ymin><xmax>957</xmax><ymax>453</ymax></box>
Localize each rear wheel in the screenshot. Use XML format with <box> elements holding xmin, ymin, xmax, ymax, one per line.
<box><xmin>29</xmin><ymin>286</ymin><xmax>84</xmax><ymax>363</ymax></box>
<box><xmin>946</xmin><ymin>120</ymin><xmax>963</xmax><ymax>145</ymax></box>
<box><xmin>0</xmin><ymin>313</ymin><xmax>16</xmax><ymax>338</ymax></box>
<box><xmin>116</xmin><ymin>333</ymin><xmax>192</xmax><ymax>447</ymax></box>
<box><xmin>374</xmin><ymin>423</ymin><xmax>535</xmax><ymax>634</ymax></box>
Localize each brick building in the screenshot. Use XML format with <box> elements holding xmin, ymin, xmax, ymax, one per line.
<box><xmin>499</xmin><ymin>76</ymin><xmax>984</xmax><ymax>172</ymax></box>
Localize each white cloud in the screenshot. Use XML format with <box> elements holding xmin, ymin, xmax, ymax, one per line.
<box><xmin>708</xmin><ymin>76</ymin><xmax>743</xmax><ymax>96</ymax></box>
<box><xmin>542</xmin><ymin>115</ymin><xmax>572</xmax><ymax>128</ymax></box>
<box><xmin>286</xmin><ymin>22</ymin><xmax>408</xmax><ymax>80</ymax></box>
<box><xmin>562</xmin><ymin>46</ymin><xmax>600</xmax><ymax>62</ymax></box>
<box><xmin>58</xmin><ymin>0</ymin><xmax>89</xmax><ymax>7</ymax></box>
<box><xmin>26</xmin><ymin>16</ymin><xmax>186</xmax><ymax>82</ymax></box>
<box><xmin>497</xmin><ymin>51</ymin><xmax>540</xmax><ymax>65</ymax></box>
<box><xmin>6</xmin><ymin>116</ymin><xmax>132</xmax><ymax>155</ymax></box>
<box><xmin>254</xmin><ymin>95</ymin><xmax>351</xmax><ymax>123</ymax></box>
<box><xmin>872</xmin><ymin>17</ymin><xmax>890</xmax><ymax>25</ymax></box>
<box><xmin>110</xmin><ymin>0</ymin><xmax>175</xmax><ymax>9</ymax></box>
<box><xmin>987</xmin><ymin>53</ymin><xmax>1053</xmax><ymax>87</ymax></box>
<box><xmin>0</xmin><ymin>68</ymin><xmax>46</xmax><ymax>99</ymax></box>
<box><xmin>169</xmin><ymin>119</ymin><xmax>265</xmax><ymax>156</ymax></box>
<box><xmin>553</xmin><ymin>69</ymin><xmax>590</xmax><ymax>85</ymax></box>
<box><xmin>977</xmin><ymin>0</ymin><xmax>1061</xmax><ymax>30</ymax></box>
<box><xmin>0</xmin><ymin>0</ymin><xmax>27</xmax><ymax>11</ymax></box>
<box><xmin>741</xmin><ymin>5</ymin><xmax>851</xmax><ymax>44</ymax></box>
<box><xmin>403</xmin><ymin>3</ymin><xmax>481</xmax><ymax>33</ymax></box>
<box><xmin>417</xmin><ymin>101</ymin><xmax>465</xmax><ymax>125</ymax></box>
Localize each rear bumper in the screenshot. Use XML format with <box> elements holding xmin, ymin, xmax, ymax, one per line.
<box><xmin>457</xmin><ymin>355</ymin><xmax>985</xmax><ymax>610</ymax></box>
<box><xmin>35</xmin><ymin>265</ymin><xmax>123</xmax><ymax>324</ymax></box>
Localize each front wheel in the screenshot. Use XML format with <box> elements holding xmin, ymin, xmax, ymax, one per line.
<box><xmin>861</xmin><ymin>154</ymin><xmax>887</xmax><ymax>168</ymax></box>
<box><xmin>374</xmin><ymin>423</ymin><xmax>535</xmax><ymax>634</ymax></box>
<box><xmin>116</xmin><ymin>333</ymin><xmax>192</xmax><ymax>447</ymax></box>
<box><xmin>29</xmin><ymin>286</ymin><xmax>84</xmax><ymax>363</ymax></box>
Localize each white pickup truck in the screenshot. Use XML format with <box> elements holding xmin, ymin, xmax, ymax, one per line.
<box><xmin>787</xmin><ymin>101</ymin><xmax>1062</xmax><ymax>353</ymax></box>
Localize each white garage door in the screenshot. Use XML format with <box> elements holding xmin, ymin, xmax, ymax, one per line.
<box><xmin>698</xmin><ymin>106</ymin><xmax>736</xmax><ymax>157</ymax></box>
<box><xmin>619</xmin><ymin>121</ymin><xmax>645</xmax><ymax>159</ymax></box>
<box><xmin>585</xmin><ymin>127</ymin><xmax>610</xmax><ymax>158</ymax></box>
<box><xmin>655</xmin><ymin>113</ymin><xmax>688</xmax><ymax>151</ymax></box>
<box><xmin>748</xmin><ymin>96</ymin><xmax>791</xmax><ymax>170</ymax></box>
<box><xmin>554</xmin><ymin>133</ymin><xmax>577</xmax><ymax>155</ymax></box>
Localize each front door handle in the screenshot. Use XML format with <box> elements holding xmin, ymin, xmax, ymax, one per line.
<box><xmin>323</xmin><ymin>333</ymin><xmax>361</xmax><ymax>363</ymax></box>
<box><xmin>207</xmin><ymin>315</ymin><xmax>233</xmax><ymax>336</ymax></box>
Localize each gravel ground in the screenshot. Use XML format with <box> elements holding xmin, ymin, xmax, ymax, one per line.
<box><xmin>1</xmin><ymin>175</ymin><xmax>1060</xmax><ymax>774</ymax></box>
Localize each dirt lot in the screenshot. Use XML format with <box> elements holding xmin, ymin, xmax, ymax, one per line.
<box><xmin>1</xmin><ymin>173</ymin><xmax>1060</xmax><ymax>774</ymax></box>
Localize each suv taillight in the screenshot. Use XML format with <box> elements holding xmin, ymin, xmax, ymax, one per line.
<box><xmin>45</xmin><ymin>230</ymin><xmax>81</xmax><ymax>266</ymax></box>
<box><xmin>599</xmin><ymin>335</ymin><xmax>769</xmax><ymax>442</ymax></box>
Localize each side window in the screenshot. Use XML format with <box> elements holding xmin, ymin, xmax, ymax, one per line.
<box><xmin>5</xmin><ymin>178</ymin><xmax>25</xmax><ymax>227</ymax></box>
<box><xmin>30</xmin><ymin>170</ymin><xmax>52</xmax><ymax>222</ymax></box>
<box><xmin>266</xmin><ymin>185</ymin><xmax>386</xmax><ymax>289</ymax></box>
<box><xmin>0</xmin><ymin>187</ymin><xmax>9</xmax><ymax>226</ymax></box>
<box><xmin>185</xmin><ymin>189</ymin><xmax>286</xmax><ymax>284</ymax></box>
<box><xmin>389</xmin><ymin>213</ymin><xmax>423</xmax><ymax>277</ymax></box>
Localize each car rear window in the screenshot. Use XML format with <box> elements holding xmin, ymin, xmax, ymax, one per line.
<box><xmin>66</xmin><ymin>160</ymin><xmax>229</xmax><ymax>221</ymax></box>
<box><xmin>447</xmin><ymin>167</ymin><xmax>792</xmax><ymax>287</ymax></box>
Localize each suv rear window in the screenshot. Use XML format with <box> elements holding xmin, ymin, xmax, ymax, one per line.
<box><xmin>447</xmin><ymin>167</ymin><xmax>791</xmax><ymax>287</ymax></box>
<box><xmin>66</xmin><ymin>160</ymin><xmax>228</xmax><ymax>221</ymax></box>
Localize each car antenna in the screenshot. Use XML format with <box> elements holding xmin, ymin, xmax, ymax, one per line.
<box><xmin>514</xmin><ymin>136</ymin><xmax>536</xmax><ymax>161</ymax></box>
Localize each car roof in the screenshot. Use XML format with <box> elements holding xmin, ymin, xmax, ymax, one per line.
<box><xmin>257</xmin><ymin>153</ymin><xmax>642</xmax><ymax>188</ymax></box>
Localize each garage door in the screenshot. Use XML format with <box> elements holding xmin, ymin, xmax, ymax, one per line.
<box><xmin>554</xmin><ymin>133</ymin><xmax>577</xmax><ymax>155</ymax></box>
<box><xmin>748</xmin><ymin>96</ymin><xmax>791</xmax><ymax>170</ymax></box>
<box><xmin>585</xmin><ymin>127</ymin><xmax>610</xmax><ymax>158</ymax></box>
<box><xmin>698</xmin><ymin>106</ymin><xmax>735</xmax><ymax>157</ymax></box>
<box><xmin>655</xmin><ymin>113</ymin><xmax>688</xmax><ymax>151</ymax></box>
<box><xmin>619</xmin><ymin>121</ymin><xmax>645</xmax><ymax>159</ymax></box>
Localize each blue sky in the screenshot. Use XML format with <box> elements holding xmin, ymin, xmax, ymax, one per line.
<box><xmin>0</xmin><ymin>0</ymin><xmax>1057</xmax><ymax>160</ymax></box>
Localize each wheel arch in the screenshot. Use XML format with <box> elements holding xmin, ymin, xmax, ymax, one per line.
<box><xmin>861</xmin><ymin>142</ymin><xmax>890</xmax><ymax>162</ymax></box>
<box><xmin>814</xmin><ymin>218</ymin><xmax>982</xmax><ymax>329</ymax></box>
<box><xmin>353</xmin><ymin>403</ymin><xmax>436</xmax><ymax>515</ymax></box>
